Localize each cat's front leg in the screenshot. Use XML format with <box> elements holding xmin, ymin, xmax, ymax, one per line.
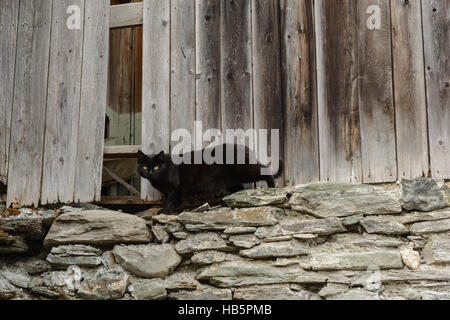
<box><xmin>158</xmin><ymin>191</ymin><xmax>182</xmax><ymax>214</ymax></box>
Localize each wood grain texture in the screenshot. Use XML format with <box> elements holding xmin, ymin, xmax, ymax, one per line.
<box><xmin>74</xmin><ymin>0</ymin><xmax>110</xmax><ymax>203</ymax></box>
<box><xmin>107</xmin><ymin>15</ymin><xmax>133</xmax><ymax>146</ymax></box>
<box><xmin>358</xmin><ymin>0</ymin><xmax>397</xmax><ymax>183</ymax></box>
<box><xmin>391</xmin><ymin>0</ymin><xmax>429</xmax><ymax>179</ymax></box>
<box><xmin>280</xmin><ymin>0</ymin><xmax>319</xmax><ymax>185</ymax></box>
<box><xmin>252</xmin><ymin>0</ymin><xmax>283</xmax><ymax>187</ymax></box>
<box><xmin>0</xmin><ymin>0</ymin><xmax>20</xmax><ymax>185</ymax></box>
<box><xmin>220</xmin><ymin>0</ymin><xmax>253</xmax><ymax>145</ymax></box>
<box><xmin>7</xmin><ymin>0</ymin><xmax>53</xmax><ymax>207</ymax></box>
<box><xmin>315</xmin><ymin>0</ymin><xmax>362</xmax><ymax>183</ymax></box>
<box><xmin>422</xmin><ymin>0</ymin><xmax>449</xmax><ymax>178</ymax></box>
<box><xmin>141</xmin><ymin>0</ymin><xmax>170</xmax><ymax>201</ymax></box>
<box><xmin>196</xmin><ymin>0</ymin><xmax>221</xmax><ymax>145</ymax></box>
<box><xmin>110</xmin><ymin>2</ymin><xmax>143</xmax><ymax>28</ymax></box>
<box><xmin>171</xmin><ymin>0</ymin><xmax>196</xmax><ymax>150</ymax></box>
<box><xmin>41</xmin><ymin>0</ymin><xmax>85</xmax><ymax>204</ymax></box>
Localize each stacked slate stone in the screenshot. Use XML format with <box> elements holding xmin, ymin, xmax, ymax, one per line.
<box><xmin>0</xmin><ymin>178</ymin><xmax>450</xmax><ymax>300</ymax></box>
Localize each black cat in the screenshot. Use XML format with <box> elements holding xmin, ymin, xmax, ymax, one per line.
<box><xmin>137</xmin><ymin>143</ymin><xmax>283</xmax><ymax>214</ymax></box>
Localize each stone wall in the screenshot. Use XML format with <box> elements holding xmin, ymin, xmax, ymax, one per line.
<box><xmin>1</xmin><ymin>178</ymin><xmax>450</xmax><ymax>300</ymax></box>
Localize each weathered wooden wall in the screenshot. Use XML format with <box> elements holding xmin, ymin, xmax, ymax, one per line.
<box><xmin>0</xmin><ymin>0</ymin><xmax>110</xmax><ymax>207</ymax></box>
<box><xmin>141</xmin><ymin>0</ymin><xmax>449</xmax><ymax>201</ymax></box>
<box><xmin>0</xmin><ymin>0</ymin><xmax>448</xmax><ymax>206</ymax></box>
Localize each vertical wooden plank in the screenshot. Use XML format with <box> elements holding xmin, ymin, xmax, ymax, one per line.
<box><xmin>391</xmin><ymin>0</ymin><xmax>429</xmax><ymax>179</ymax></box>
<box><xmin>106</xmin><ymin>22</ymin><xmax>133</xmax><ymax>146</ymax></box>
<box><xmin>141</xmin><ymin>0</ymin><xmax>170</xmax><ymax>201</ymax></box>
<box><xmin>74</xmin><ymin>0</ymin><xmax>110</xmax><ymax>202</ymax></box>
<box><xmin>422</xmin><ymin>0</ymin><xmax>450</xmax><ymax>178</ymax></box>
<box><xmin>7</xmin><ymin>0</ymin><xmax>53</xmax><ymax>207</ymax></box>
<box><xmin>41</xmin><ymin>0</ymin><xmax>85</xmax><ymax>204</ymax></box>
<box><xmin>252</xmin><ymin>0</ymin><xmax>283</xmax><ymax>186</ymax></box>
<box><xmin>280</xmin><ymin>0</ymin><xmax>319</xmax><ymax>185</ymax></box>
<box><xmin>221</xmin><ymin>0</ymin><xmax>253</xmax><ymax>146</ymax></box>
<box><xmin>132</xmin><ymin>20</ymin><xmax>143</xmax><ymax>146</ymax></box>
<box><xmin>358</xmin><ymin>0</ymin><xmax>397</xmax><ymax>183</ymax></box>
<box><xmin>315</xmin><ymin>0</ymin><xmax>362</xmax><ymax>183</ymax></box>
<box><xmin>0</xmin><ymin>0</ymin><xmax>20</xmax><ymax>185</ymax></box>
<box><xmin>196</xmin><ymin>0</ymin><xmax>221</xmax><ymax>143</ymax></box>
<box><xmin>171</xmin><ymin>0</ymin><xmax>196</xmax><ymax>150</ymax></box>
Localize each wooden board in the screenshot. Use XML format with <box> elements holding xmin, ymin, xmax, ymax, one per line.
<box><xmin>391</xmin><ymin>0</ymin><xmax>429</xmax><ymax>179</ymax></box>
<box><xmin>141</xmin><ymin>0</ymin><xmax>171</xmax><ymax>201</ymax></box>
<box><xmin>7</xmin><ymin>0</ymin><xmax>53</xmax><ymax>207</ymax></box>
<box><xmin>170</xmin><ymin>0</ymin><xmax>196</xmax><ymax>150</ymax></box>
<box><xmin>422</xmin><ymin>0</ymin><xmax>450</xmax><ymax>178</ymax></box>
<box><xmin>41</xmin><ymin>0</ymin><xmax>85</xmax><ymax>204</ymax></box>
<box><xmin>0</xmin><ymin>0</ymin><xmax>20</xmax><ymax>185</ymax></box>
<box><xmin>106</xmin><ymin>8</ymin><xmax>134</xmax><ymax>147</ymax></box>
<box><xmin>110</xmin><ymin>2</ymin><xmax>143</xmax><ymax>28</ymax></box>
<box><xmin>74</xmin><ymin>0</ymin><xmax>110</xmax><ymax>203</ymax></box>
<box><xmin>358</xmin><ymin>0</ymin><xmax>397</xmax><ymax>183</ymax></box>
<box><xmin>315</xmin><ymin>0</ymin><xmax>362</xmax><ymax>183</ymax></box>
<box><xmin>252</xmin><ymin>0</ymin><xmax>283</xmax><ymax>187</ymax></box>
<box><xmin>220</xmin><ymin>0</ymin><xmax>253</xmax><ymax>147</ymax></box>
<box><xmin>196</xmin><ymin>0</ymin><xmax>221</xmax><ymax>145</ymax></box>
<box><xmin>280</xmin><ymin>0</ymin><xmax>319</xmax><ymax>185</ymax></box>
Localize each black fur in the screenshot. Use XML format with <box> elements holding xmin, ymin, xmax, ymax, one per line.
<box><xmin>137</xmin><ymin>143</ymin><xmax>283</xmax><ymax>214</ymax></box>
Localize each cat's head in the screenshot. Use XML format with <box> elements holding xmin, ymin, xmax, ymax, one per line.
<box><xmin>137</xmin><ymin>150</ymin><xmax>167</xmax><ymax>181</ymax></box>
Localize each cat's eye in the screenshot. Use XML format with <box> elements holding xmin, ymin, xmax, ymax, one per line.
<box><xmin>143</xmin><ymin>166</ymin><xmax>148</xmax><ymax>170</ymax></box>
<box><xmin>153</xmin><ymin>166</ymin><xmax>159</xmax><ymax>171</ymax></box>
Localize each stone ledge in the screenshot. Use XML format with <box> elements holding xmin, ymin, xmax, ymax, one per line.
<box><xmin>0</xmin><ymin>179</ymin><xmax>449</xmax><ymax>300</ymax></box>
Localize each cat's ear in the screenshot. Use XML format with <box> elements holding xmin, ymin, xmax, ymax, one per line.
<box><xmin>137</xmin><ymin>150</ymin><xmax>147</xmax><ymax>162</ymax></box>
<box><xmin>156</xmin><ymin>151</ymin><xmax>165</xmax><ymax>161</ymax></box>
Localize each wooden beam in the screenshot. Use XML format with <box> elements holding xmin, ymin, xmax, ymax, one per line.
<box><xmin>103</xmin><ymin>166</ymin><xmax>141</xmax><ymax>197</ymax></box>
<box><xmin>110</xmin><ymin>3</ymin><xmax>143</xmax><ymax>29</ymax></box>
<box><xmin>104</xmin><ymin>145</ymin><xmax>142</xmax><ymax>159</ymax></box>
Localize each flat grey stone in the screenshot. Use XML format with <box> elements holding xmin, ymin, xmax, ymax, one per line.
<box><xmin>152</xmin><ymin>225</ymin><xmax>170</xmax><ymax>243</ymax></box>
<box><xmin>423</xmin><ymin>240</ymin><xmax>450</xmax><ymax>265</ymax></box>
<box><xmin>240</xmin><ymin>240</ymin><xmax>308</xmax><ymax>259</ymax></box>
<box><xmin>168</xmin><ymin>285</ymin><xmax>232</xmax><ymax>300</ymax></box>
<box><xmin>178</xmin><ymin>207</ymin><xmax>283</xmax><ymax>230</ymax></box>
<box><xmin>400</xmin><ymin>178</ymin><xmax>449</xmax><ymax>212</ymax></box>
<box><xmin>234</xmin><ymin>284</ymin><xmax>321</xmax><ymax>300</ymax></box>
<box><xmin>229</xmin><ymin>234</ymin><xmax>260</xmax><ymax>249</ymax></box>
<box><xmin>223</xmin><ymin>227</ymin><xmax>257</xmax><ymax>235</ymax></box>
<box><xmin>46</xmin><ymin>244</ymin><xmax>103</xmax><ymax>269</ymax></box>
<box><xmin>223</xmin><ymin>188</ymin><xmax>289</xmax><ymax>208</ymax></box>
<box><xmin>361</xmin><ymin>219</ymin><xmax>409</xmax><ymax>235</ymax></box>
<box><xmin>289</xmin><ymin>183</ymin><xmax>402</xmax><ymax>218</ymax></box>
<box><xmin>410</xmin><ymin>219</ymin><xmax>450</xmax><ymax>235</ymax></box>
<box><xmin>175</xmin><ymin>232</ymin><xmax>229</xmax><ymax>254</ymax></box>
<box><xmin>0</xmin><ymin>276</ymin><xmax>17</xmax><ymax>297</ymax></box>
<box><xmin>0</xmin><ymin>271</ymin><xmax>31</xmax><ymax>289</ymax></box>
<box><xmin>129</xmin><ymin>279</ymin><xmax>167</xmax><ymax>300</ymax></box>
<box><xmin>191</xmin><ymin>251</ymin><xmax>227</xmax><ymax>265</ymax></box>
<box><xmin>310</xmin><ymin>251</ymin><xmax>403</xmax><ymax>271</ymax></box>
<box><xmin>31</xmin><ymin>286</ymin><xmax>60</xmax><ymax>299</ymax></box>
<box><xmin>24</xmin><ymin>258</ymin><xmax>51</xmax><ymax>275</ymax></box>
<box><xmin>197</xmin><ymin>261</ymin><xmax>330</xmax><ymax>288</ymax></box>
<box><xmin>44</xmin><ymin>210</ymin><xmax>152</xmax><ymax>247</ymax></box>
<box><xmin>113</xmin><ymin>244</ymin><xmax>181</xmax><ymax>279</ymax></box>
<box><xmin>327</xmin><ymin>288</ymin><xmax>380</xmax><ymax>300</ymax></box>
<box><xmin>46</xmin><ymin>254</ymin><xmax>103</xmax><ymax>269</ymax></box>
<box><xmin>77</xmin><ymin>268</ymin><xmax>129</xmax><ymax>300</ymax></box>
<box><xmin>399</xmin><ymin>209</ymin><xmax>450</xmax><ymax>224</ymax></box>
<box><xmin>255</xmin><ymin>217</ymin><xmax>346</xmax><ymax>239</ymax></box>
